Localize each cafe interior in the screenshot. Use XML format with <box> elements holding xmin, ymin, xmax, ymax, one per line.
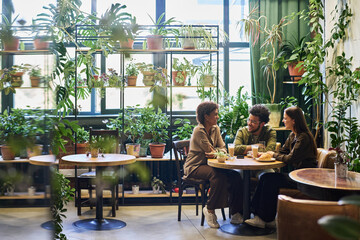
<box><xmin>0</xmin><ymin>0</ymin><xmax>359</xmax><ymax>239</ymax></box>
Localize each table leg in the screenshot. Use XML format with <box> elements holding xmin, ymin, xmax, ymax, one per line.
<box><xmin>220</xmin><ymin>170</ymin><xmax>275</xmax><ymax>236</ymax></box>
<box><xmin>73</xmin><ymin>166</ymin><xmax>126</xmax><ymax>231</ymax></box>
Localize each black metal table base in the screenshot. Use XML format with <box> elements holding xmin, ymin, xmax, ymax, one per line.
<box><xmin>41</xmin><ymin>221</ymin><xmax>54</xmax><ymax>230</ymax></box>
<box><xmin>73</xmin><ymin>218</ymin><xmax>126</xmax><ymax>231</ymax></box>
<box><xmin>220</xmin><ymin>223</ymin><xmax>276</xmax><ymax>236</ymax></box>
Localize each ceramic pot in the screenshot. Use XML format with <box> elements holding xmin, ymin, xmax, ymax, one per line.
<box><xmin>119</xmin><ymin>38</ymin><xmax>134</xmax><ymax>49</ymax></box>
<box><xmin>3</xmin><ymin>37</ymin><xmax>19</xmax><ymax>51</ymax></box>
<box><xmin>172</xmin><ymin>71</ymin><xmax>187</xmax><ymax>86</ymax></box>
<box><xmin>91</xmin><ymin>148</ymin><xmax>99</xmax><ymax>158</ymax></box>
<box><xmin>152</xmin><ymin>186</ymin><xmax>160</xmax><ymax>194</ymax></box>
<box><xmin>202</xmin><ymin>74</ymin><xmax>214</xmax><ymax>86</ymax></box>
<box><xmin>142</xmin><ymin>71</ymin><xmax>155</xmax><ymax>86</ymax></box>
<box><xmin>147</xmin><ymin>35</ymin><xmax>163</xmax><ymax>50</ymax></box>
<box><xmin>126</xmin><ymin>143</ymin><xmax>140</xmax><ymax>157</ymax></box>
<box><xmin>30</xmin><ymin>76</ymin><xmax>41</xmax><ymax>87</ymax></box>
<box><xmin>149</xmin><ymin>143</ymin><xmax>166</xmax><ymax>158</ymax></box>
<box><xmin>0</xmin><ymin>145</ymin><xmax>15</xmax><ymax>160</ymax></box>
<box><xmin>33</xmin><ymin>38</ymin><xmax>50</xmax><ymax>50</ymax></box>
<box><xmin>127</xmin><ymin>75</ymin><xmax>137</xmax><ymax>86</ymax></box>
<box><xmin>287</xmin><ymin>61</ymin><xmax>305</xmax><ymax>81</ymax></box>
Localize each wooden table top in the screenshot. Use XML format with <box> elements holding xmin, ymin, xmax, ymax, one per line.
<box><xmin>61</xmin><ymin>154</ymin><xmax>136</xmax><ymax>167</ymax></box>
<box><xmin>29</xmin><ymin>155</ymin><xmax>58</xmax><ymax>166</ymax></box>
<box><xmin>208</xmin><ymin>158</ymin><xmax>285</xmax><ymax>170</ymax></box>
<box><xmin>290</xmin><ymin>168</ymin><xmax>360</xmax><ymax>191</ymax></box>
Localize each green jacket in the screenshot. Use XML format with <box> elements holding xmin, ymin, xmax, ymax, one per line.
<box><xmin>233</xmin><ymin>125</ymin><xmax>276</xmax><ymax>155</ymax></box>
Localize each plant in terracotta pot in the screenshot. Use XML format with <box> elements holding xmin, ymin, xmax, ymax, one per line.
<box><xmin>172</xmin><ymin>57</ymin><xmax>192</xmax><ymax>86</ymax></box>
<box><xmin>125</xmin><ymin>61</ymin><xmax>139</xmax><ymax>86</ymax></box>
<box><xmin>75</xmin><ymin>127</ymin><xmax>89</xmax><ymax>154</ymax></box>
<box><xmin>28</xmin><ymin>65</ymin><xmax>42</xmax><ymax>87</ymax></box>
<box><xmin>277</xmin><ymin>35</ymin><xmax>309</xmax><ymax>81</ymax></box>
<box><xmin>179</xmin><ymin>25</ymin><xmax>218</xmax><ymax>50</ymax></box>
<box><xmin>0</xmin><ymin>14</ymin><xmax>22</xmax><ymax>51</ymax></box>
<box><xmin>146</xmin><ymin>107</ymin><xmax>170</xmax><ymax>158</ymax></box>
<box><xmin>111</xmin><ymin>15</ymin><xmax>139</xmax><ymax>49</ymax></box>
<box><xmin>146</xmin><ymin>13</ymin><xmax>178</xmax><ymax>50</ymax></box>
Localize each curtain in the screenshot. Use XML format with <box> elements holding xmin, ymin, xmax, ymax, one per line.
<box><xmin>250</xmin><ymin>0</ymin><xmax>309</xmax><ymax>104</ymax></box>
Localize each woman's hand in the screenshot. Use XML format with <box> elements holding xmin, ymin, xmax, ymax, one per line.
<box><xmin>205</xmin><ymin>151</ymin><xmax>216</xmax><ymax>159</ymax></box>
<box><xmin>266</xmin><ymin>151</ymin><xmax>275</xmax><ymax>157</ymax></box>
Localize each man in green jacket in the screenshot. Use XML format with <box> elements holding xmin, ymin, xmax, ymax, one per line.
<box><xmin>234</xmin><ymin>104</ymin><xmax>276</xmax><ymax>156</ymax></box>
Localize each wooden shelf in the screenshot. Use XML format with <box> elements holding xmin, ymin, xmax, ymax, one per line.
<box><xmin>0</xmin><ymin>192</ymin><xmax>48</xmax><ymax>199</ymax></box>
<box><xmin>78</xmin><ymin>190</ymin><xmax>196</xmax><ymax>199</ymax></box>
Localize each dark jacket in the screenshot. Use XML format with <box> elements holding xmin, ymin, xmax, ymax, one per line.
<box><xmin>274</xmin><ymin>132</ymin><xmax>317</xmax><ymax>169</ymax></box>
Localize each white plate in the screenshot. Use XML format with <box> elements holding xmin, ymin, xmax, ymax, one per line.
<box><xmin>255</xmin><ymin>157</ymin><xmax>276</xmax><ymax>162</ymax></box>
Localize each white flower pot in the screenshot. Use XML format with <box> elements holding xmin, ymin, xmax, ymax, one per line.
<box><xmin>152</xmin><ymin>186</ymin><xmax>160</xmax><ymax>194</ymax></box>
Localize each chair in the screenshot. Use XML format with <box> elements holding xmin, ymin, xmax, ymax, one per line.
<box><xmin>76</xmin><ymin>127</ymin><xmax>120</xmax><ymax>216</ymax></box>
<box><xmin>277</xmin><ymin>194</ymin><xmax>360</xmax><ymax>240</ymax></box>
<box><xmin>279</xmin><ymin>148</ymin><xmax>336</xmax><ymax>199</ymax></box>
<box><xmin>173</xmin><ymin>140</ymin><xmax>226</xmax><ymax>226</ymax></box>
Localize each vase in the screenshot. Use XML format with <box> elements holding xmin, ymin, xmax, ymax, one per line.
<box><xmin>152</xmin><ymin>186</ymin><xmax>160</xmax><ymax>194</ymax></box>
<box><xmin>334</xmin><ymin>162</ymin><xmax>348</xmax><ymax>178</ymax></box>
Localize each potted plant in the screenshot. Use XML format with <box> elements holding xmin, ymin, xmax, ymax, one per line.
<box><xmin>28</xmin><ymin>65</ymin><xmax>42</xmax><ymax>87</ymax></box>
<box><xmin>0</xmin><ymin>109</ymin><xmax>34</xmax><ymax>159</ymax></box>
<box><xmin>213</xmin><ymin>151</ymin><xmax>228</xmax><ymax>163</ymax></box>
<box><xmin>75</xmin><ymin>127</ymin><xmax>89</xmax><ymax>154</ymax></box>
<box><xmin>146</xmin><ymin>13</ymin><xmax>178</xmax><ymax>50</ymax></box>
<box><xmin>277</xmin><ymin>35</ymin><xmax>309</xmax><ymax>81</ymax></box>
<box><xmin>136</xmin><ymin>62</ymin><xmax>157</xmax><ymax>86</ymax></box>
<box><xmin>151</xmin><ymin>177</ymin><xmax>166</xmax><ymax>194</ymax></box>
<box><xmin>125</xmin><ymin>61</ymin><xmax>139</xmax><ymax>86</ymax></box>
<box><xmin>172</xmin><ymin>57</ymin><xmax>195</xmax><ymax>86</ymax></box>
<box><xmin>240</xmin><ymin>8</ymin><xmax>301</xmax><ymax>127</ymax></box>
<box><xmin>179</xmin><ymin>25</ymin><xmax>217</xmax><ymax>50</ymax></box>
<box><xmin>0</xmin><ymin>169</ymin><xmax>23</xmax><ymax>196</ymax></box>
<box><xmin>146</xmin><ymin>107</ymin><xmax>170</xmax><ymax>158</ymax></box>
<box><xmin>111</xmin><ymin>16</ymin><xmax>139</xmax><ymax>49</ymax></box>
<box><xmin>0</xmin><ymin>14</ymin><xmax>22</xmax><ymax>51</ymax></box>
<box><xmin>33</xmin><ymin>34</ymin><xmax>52</xmax><ymax>50</ymax></box>
<box><xmin>197</xmin><ymin>60</ymin><xmax>215</xmax><ymax>86</ymax></box>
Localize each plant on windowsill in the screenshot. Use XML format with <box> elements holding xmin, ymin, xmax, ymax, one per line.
<box><xmin>147</xmin><ymin>107</ymin><xmax>170</xmax><ymax>158</ymax></box>
<box><xmin>151</xmin><ymin>177</ymin><xmax>166</xmax><ymax>194</ymax></box>
<box><xmin>0</xmin><ymin>14</ymin><xmax>23</xmax><ymax>51</ymax></box>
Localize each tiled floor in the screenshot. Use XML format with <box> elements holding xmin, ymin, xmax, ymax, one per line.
<box><xmin>0</xmin><ymin>202</ymin><xmax>277</xmax><ymax>240</ymax></box>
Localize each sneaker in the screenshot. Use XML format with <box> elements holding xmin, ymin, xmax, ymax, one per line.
<box><xmin>230</xmin><ymin>212</ymin><xmax>243</xmax><ymax>224</ymax></box>
<box><xmin>266</xmin><ymin>219</ymin><xmax>276</xmax><ymax>228</ymax></box>
<box><xmin>245</xmin><ymin>215</ymin><xmax>266</xmax><ymax>228</ymax></box>
<box><xmin>203</xmin><ymin>206</ymin><xmax>220</xmax><ymax>228</ymax></box>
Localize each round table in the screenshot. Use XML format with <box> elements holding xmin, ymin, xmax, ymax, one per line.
<box><xmin>29</xmin><ymin>155</ymin><xmax>58</xmax><ymax>230</ymax></box>
<box><xmin>290</xmin><ymin>168</ymin><xmax>360</xmax><ymax>200</ymax></box>
<box><xmin>61</xmin><ymin>154</ymin><xmax>136</xmax><ymax>231</ymax></box>
<box><xmin>208</xmin><ymin>158</ymin><xmax>285</xmax><ymax>236</ymax></box>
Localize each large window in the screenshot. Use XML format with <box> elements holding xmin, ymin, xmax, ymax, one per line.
<box><xmin>3</xmin><ymin>0</ymin><xmax>251</xmax><ymax>114</ymax></box>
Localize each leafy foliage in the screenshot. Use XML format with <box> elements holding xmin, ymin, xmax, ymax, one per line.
<box><xmin>173</xmin><ymin>118</ymin><xmax>194</xmax><ymax>140</ymax></box>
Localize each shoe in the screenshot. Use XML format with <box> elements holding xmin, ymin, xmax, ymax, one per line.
<box><xmin>245</xmin><ymin>215</ymin><xmax>266</xmax><ymax>228</ymax></box>
<box><xmin>230</xmin><ymin>212</ymin><xmax>243</xmax><ymax>224</ymax></box>
<box><xmin>203</xmin><ymin>206</ymin><xmax>220</xmax><ymax>228</ymax></box>
<box><xmin>266</xmin><ymin>219</ymin><xmax>276</xmax><ymax>228</ymax></box>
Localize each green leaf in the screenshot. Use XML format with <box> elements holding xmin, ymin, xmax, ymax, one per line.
<box><xmin>318</xmin><ymin>215</ymin><xmax>360</xmax><ymax>240</ymax></box>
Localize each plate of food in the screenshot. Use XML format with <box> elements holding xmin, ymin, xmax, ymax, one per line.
<box><xmin>255</xmin><ymin>153</ymin><xmax>275</xmax><ymax>162</ymax></box>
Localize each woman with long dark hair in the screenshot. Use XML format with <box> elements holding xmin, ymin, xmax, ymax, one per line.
<box><xmin>245</xmin><ymin>106</ymin><xmax>317</xmax><ymax>228</ymax></box>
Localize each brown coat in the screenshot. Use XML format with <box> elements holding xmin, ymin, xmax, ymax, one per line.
<box><xmin>184</xmin><ymin>124</ymin><xmax>226</xmax><ymax>177</ymax></box>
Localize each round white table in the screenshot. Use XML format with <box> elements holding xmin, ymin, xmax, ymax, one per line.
<box><xmin>208</xmin><ymin>157</ymin><xmax>285</xmax><ymax>236</ymax></box>
<box><xmin>61</xmin><ymin>154</ymin><xmax>136</xmax><ymax>230</ymax></box>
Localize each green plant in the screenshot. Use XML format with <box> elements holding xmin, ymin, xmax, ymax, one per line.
<box><xmin>179</xmin><ymin>25</ymin><xmax>218</xmax><ymax>49</ymax></box>
<box><xmin>146</xmin><ymin>107</ymin><xmax>170</xmax><ymax>143</ymax></box>
<box><xmin>76</xmin><ymin>127</ymin><xmax>89</xmax><ymax>144</ymax></box>
<box><xmin>0</xmin><ymin>14</ymin><xmax>23</xmax><ymax>45</ymax></box>
<box><xmin>98</xmin><ymin>68</ymin><xmax>121</xmax><ymax>87</ymax></box>
<box><xmin>151</xmin><ymin>177</ymin><xmax>166</xmax><ymax>194</ymax></box>
<box><xmin>172</xmin><ymin>57</ymin><xmax>192</xmax><ymax>84</ymax></box>
<box><xmin>173</xmin><ymin>118</ymin><xmax>195</xmax><ymax>140</ymax></box>
<box><xmin>0</xmin><ymin>168</ymin><xmax>23</xmax><ymax>195</ymax></box>
<box><xmin>240</xmin><ymin>7</ymin><xmax>302</xmax><ymax>104</ymax></box>
<box><xmin>0</xmin><ymin>109</ymin><xmax>35</xmax><ymax>153</ymax></box>
<box><xmin>89</xmin><ymin>136</ymin><xmax>117</xmax><ymax>153</ymax></box>
<box><xmin>136</xmin><ymin>62</ymin><xmax>156</xmax><ymax>73</ymax></box>
<box><xmin>213</xmin><ymin>150</ymin><xmax>227</xmax><ymax>159</ymax></box>
<box><xmin>277</xmin><ymin>35</ymin><xmax>309</xmax><ymax>68</ymax></box>
<box><xmin>318</xmin><ymin>195</ymin><xmax>360</xmax><ymax>240</ymax></box>
<box><xmin>110</xmin><ymin>15</ymin><xmax>139</xmax><ymax>42</ymax></box>
<box><xmin>28</xmin><ymin>65</ymin><xmax>42</xmax><ymax>77</ymax></box>
<box><xmin>126</xmin><ymin>61</ymin><xmax>139</xmax><ymax>76</ymax></box>
<box><xmin>51</xmin><ymin>169</ymin><xmax>75</xmax><ymax>240</ymax></box>
<box><xmin>147</xmin><ymin>12</ymin><xmax>177</xmax><ymax>36</ymax></box>
<box><xmin>218</xmin><ymin>86</ymin><xmax>250</xmax><ymax>139</ymax></box>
